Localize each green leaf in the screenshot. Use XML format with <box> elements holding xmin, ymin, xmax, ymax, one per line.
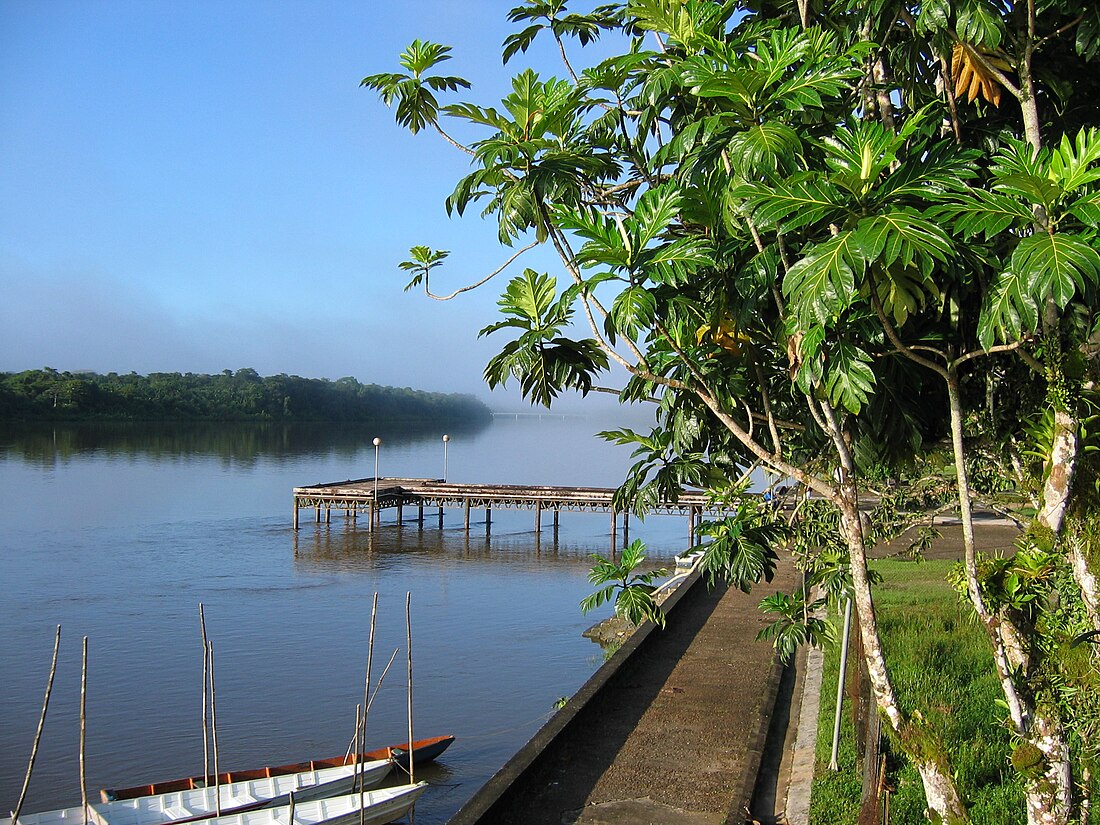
<box><xmin>935</xmin><ymin>189</ymin><xmax>1034</xmax><ymax>239</ymax></box>
<box><xmin>741</xmin><ymin>177</ymin><xmax>842</xmax><ymax>234</ymax></box>
<box><xmin>611</xmin><ymin>286</ymin><xmax>657</xmax><ymax>339</ymax></box>
<box><xmin>823</xmin><ymin>340</ymin><xmax>876</xmax><ymax>414</ymax></box>
<box><xmin>854</xmin><ymin>209</ymin><xmax>953</xmax><ymax>276</ymax></box>
<box><xmin>872</xmin><ymin>264</ymin><xmax>942</xmax><ymax>327</ymax></box>
<box><xmin>1012</xmin><ymin>232</ymin><xmax>1100</xmax><ymax>308</ymax></box>
<box><xmin>956</xmin><ymin>0</ymin><xmax>1005</xmax><ymax>48</ymax></box>
<box><xmin>977</xmin><ymin>268</ymin><xmax>1040</xmax><ymax>349</ymax></box>
<box><xmin>726</xmin><ymin>123</ymin><xmax>802</xmax><ymax>176</ymax></box>
<box><xmin>1048</xmin><ymin>128</ymin><xmax>1100</xmax><ymax>192</ymax></box>
<box><xmin>1067</xmin><ymin>191</ymin><xmax>1100</xmax><ymax>226</ymax></box>
<box><xmin>631</xmin><ymin>184</ymin><xmax>683</xmax><ymax>251</ymax></box>
<box><xmin>397</xmin><ymin>246</ymin><xmax>450</xmax><ymax>292</ymax></box>
<box><xmin>502</xmin><ymin>23</ymin><xmax>543</xmax><ymax>64</ymax></box>
<box><xmin>783</xmin><ymin>232</ymin><xmax>863</xmax><ymax>328</ymax></box>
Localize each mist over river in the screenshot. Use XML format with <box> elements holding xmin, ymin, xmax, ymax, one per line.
<box><xmin>0</xmin><ymin>413</ymin><xmax>695</xmax><ymax>824</ymax></box>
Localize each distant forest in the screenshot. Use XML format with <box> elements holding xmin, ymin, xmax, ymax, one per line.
<box><xmin>0</xmin><ymin>368</ymin><xmax>492</xmax><ymax>424</ymax></box>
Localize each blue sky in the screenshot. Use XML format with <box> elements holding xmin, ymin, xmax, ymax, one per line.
<box><xmin>0</xmin><ymin>1</ymin><xmax>616</xmax><ymax>408</ymax></box>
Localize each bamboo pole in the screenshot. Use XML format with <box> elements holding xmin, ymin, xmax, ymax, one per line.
<box><xmin>208</xmin><ymin>640</ymin><xmax>221</xmax><ymax>815</ymax></box>
<box><xmin>366</xmin><ymin>649</ymin><xmax>400</xmax><ymax>715</ymax></box>
<box><xmin>346</xmin><ymin>704</ymin><xmax>362</xmax><ymax>762</ymax></box>
<box><xmin>406</xmin><ymin>592</ymin><xmax>415</xmax><ymax>789</ymax></box>
<box><xmin>359</xmin><ymin>593</ymin><xmax>378</xmax><ymax>823</ymax></box>
<box><xmin>345</xmin><ymin>647</ymin><xmax>400</xmax><ymax>760</ymax></box>
<box><xmin>11</xmin><ymin>625</ymin><xmax>62</xmax><ymax>825</ymax></box>
<box><xmin>287</xmin><ymin>790</ymin><xmax>295</xmax><ymax>825</ymax></box>
<box><xmin>199</xmin><ymin>604</ymin><xmax>210</xmax><ymax>786</ymax></box>
<box><xmin>80</xmin><ymin>636</ymin><xmax>89</xmax><ymax>825</ymax></box>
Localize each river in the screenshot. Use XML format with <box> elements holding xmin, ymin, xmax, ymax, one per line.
<box><xmin>0</xmin><ymin>414</ymin><xmax>694</xmax><ymax>824</ymax></box>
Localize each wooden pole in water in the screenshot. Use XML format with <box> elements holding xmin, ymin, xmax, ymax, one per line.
<box><xmin>208</xmin><ymin>640</ymin><xmax>221</xmax><ymax>815</ymax></box>
<box><xmin>405</xmin><ymin>592</ymin><xmax>415</xmax><ymax>788</ymax></box>
<box><xmin>347</xmin><ymin>703</ymin><xmax>362</xmax><ymax>761</ymax></box>
<box><xmin>11</xmin><ymin>625</ymin><xmax>61</xmax><ymax>825</ymax></box>
<box><xmin>358</xmin><ymin>593</ymin><xmax>378</xmax><ymax>807</ymax></box>
<box><xmin>199</xmin><ymin>604</ymin><xmax>210</xmax><ymax>786</ymax></box>
<box><xmin>366</xmin><ymin>649</ymin><xmax>400</xmax><ymax>715</ymax></box>
<box><xmin>80</xmin><ymin>636</ymin><xmax>89</xmax><ymax>825</ymax></box>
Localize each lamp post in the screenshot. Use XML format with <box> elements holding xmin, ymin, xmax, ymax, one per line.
<box><xmin>442</xmin><ymin>434</ymin><xmax>450</xmax><ymax>482</ymax></box>
<box><xmin>372</xmin><ymin>437</ymin><xmax>382</xmax><ymax>530</ymax></box>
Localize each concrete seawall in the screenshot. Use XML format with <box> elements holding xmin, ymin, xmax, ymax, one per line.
<box><xmin>449</xmin><ymin>561</ymin><xmax>800</xmax><ymax>825</ymax></box>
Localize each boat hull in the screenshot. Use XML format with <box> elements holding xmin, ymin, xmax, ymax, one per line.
<box><xmin>101</xmin><ymin>737</ymin><xmax>452</xmax><ymax>803</ymax></box>
<box><xmin>6</xmin><ymin>761</ymin><xmax>391</xmax><ymax>825</ymax></box>
<box><xmin>196</xmin><ymin>784</ymin><xmax>428</xmax><ymax>825</ymax></box>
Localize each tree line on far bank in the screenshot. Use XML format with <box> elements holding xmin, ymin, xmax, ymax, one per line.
<box><xmin>0</xmin><ymin>368</ymin><xmax>492</xmax><ymax>424</ymax></box>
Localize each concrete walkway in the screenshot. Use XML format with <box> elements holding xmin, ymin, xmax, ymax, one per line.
<box><xmin>450</xmin><ymin>562</ymin><xmax>801</xmax><ymax>825</ymax></box>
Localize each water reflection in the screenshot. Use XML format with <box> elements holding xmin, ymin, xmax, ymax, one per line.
<box><xmin>0</xmin><ymin>419</ymin><xmax>491</xmax><ymax>468</ymax></box>
<box><xmin>292</xmin><ymin>522</ymin><xmax>612</xmax><ymax>573</ymax></box>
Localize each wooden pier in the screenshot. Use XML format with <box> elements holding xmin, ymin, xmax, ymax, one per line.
<box><xmin>292</xmin><ymin>477</ymin><xmax>723</xmax><ymax>544</ymax></box>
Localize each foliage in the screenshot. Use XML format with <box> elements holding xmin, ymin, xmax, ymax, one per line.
<box><xmin>366</xmin><ymin>0</ymin><xmax>1100</xmax><ymax>818</ymax></box>
<box><xmin>757</xmin><ymin>590</ymin><xmax>836</xmax><ymax>663</ymax></box>
<box><xmin>480</xmin><ymin>269</ymin><xmax>609</xmax><ymax>406</ymax></box>
<box><xmin>695</xmin><ymin>491</ymin><xmax>786</xmax><ymax>591</ymax></box>
<box><xmin>580</xmin><ymin>539</ymin><xmax>669</xmax><ymax>627</ymax></box>
<box><xmin>0</xmin><ymin>368</ymin><xmax>492</xmax><ymax>425</ymax></box>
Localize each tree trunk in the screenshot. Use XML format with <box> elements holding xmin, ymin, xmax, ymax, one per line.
<box><xmin>1038</xmin><ymin>408</ymin><xmax>1078</xmax><ymax>534</ymax></box>
<box><xmin>946</xmin><ymin>377</ymin><xmax>1074</xmax><ymax>822</ymax></box>
<box><xmin>1024</xmin><ymin>711</ymin><xmax>1073</xmax><ymax>825</ymax></box>
<box><xmin>1066</xmin><ymin>524</ymin><xmax>1100</xmax><ymax>630</ymax></box>
<box><xmin>837</xmin><ymin>489</ymin><xmax>970</xmax><ymax>824</ymax></box>
<box><xmin>946</xmin><ymin>376</ymin><xmax>1031</xmax><ymax>727</ymax></box>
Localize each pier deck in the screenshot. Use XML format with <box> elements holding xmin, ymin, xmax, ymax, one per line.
<box><xmin>293</xmin><ymin>477</ymin><xmax>727</xmax><ymax>541</ymax></box>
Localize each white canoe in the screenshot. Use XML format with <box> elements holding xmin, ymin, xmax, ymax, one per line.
<box><xmin>194</xmin><ymin>784</ymin><xmax>428</xmax><ymax>825</ymax></box>
<box><xmin>4</xmin><ymin>760</ymin><xmax>392</xmax><ymax>825</ymax></box>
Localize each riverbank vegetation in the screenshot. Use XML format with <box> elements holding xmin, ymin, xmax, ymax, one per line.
<box><xmin>0</xmin><ymin>368</ymin><xmax>492</xmax><ymax>424</ymax></box>
<box><xmin>367</xmin><ymin>1</ymin><xmax>1099</xmax><ymax>821</ymax></box>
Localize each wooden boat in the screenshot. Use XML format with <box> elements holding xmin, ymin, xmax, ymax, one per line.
<box><xmin>167</xmin><ymin>784</ymin><xmax>427</xmax><ymax>825</ymax></box>
<box><xmin>234</xmin><ymin>784</ymin><xmax>424</xmax><ymax>825</ymax></box>
<box><xmin>362</xmin><ymin>734</ymin><xmax>455</xmax><ymax>770</ymax></box>
<box><xmin>101</xmin><ymin>736</ymin><xmax>454</xmax><ymax>802</ymax></box>
<box><xmin>5</xmin><ymin>760</ymin><xmax>392</xmax><ymax>825</ymax></box>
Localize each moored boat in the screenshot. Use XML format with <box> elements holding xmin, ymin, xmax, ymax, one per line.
<box><xmin>362</xmin><ymin>735</ymin><xmax>455</xmax><ymax>770</ymax></box>
<box><xmin>172</xmin><ymin>784</ymin><xmax>427</xmax><ymax>825</ymax></box>
<box><xmin>101</xmin><ymin>737</ymin><xmax>453</xmax><ymax>803</ymax></box>
<box><xmin>4</xmin><ymin>760</ymin><xmax>392</xmax><ymax>825</ymax></box>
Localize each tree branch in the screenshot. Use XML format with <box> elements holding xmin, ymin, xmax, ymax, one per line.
<box><xmin>421</xmin><ymin>241</ymin><xmax>539</xmax><ymax>300</ymax></box>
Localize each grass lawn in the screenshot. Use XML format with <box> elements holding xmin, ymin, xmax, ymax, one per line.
<box><xmin>808</xmin><ymin>559</ymin><xmax>1025</xmax><ymax>824</ymax></box>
